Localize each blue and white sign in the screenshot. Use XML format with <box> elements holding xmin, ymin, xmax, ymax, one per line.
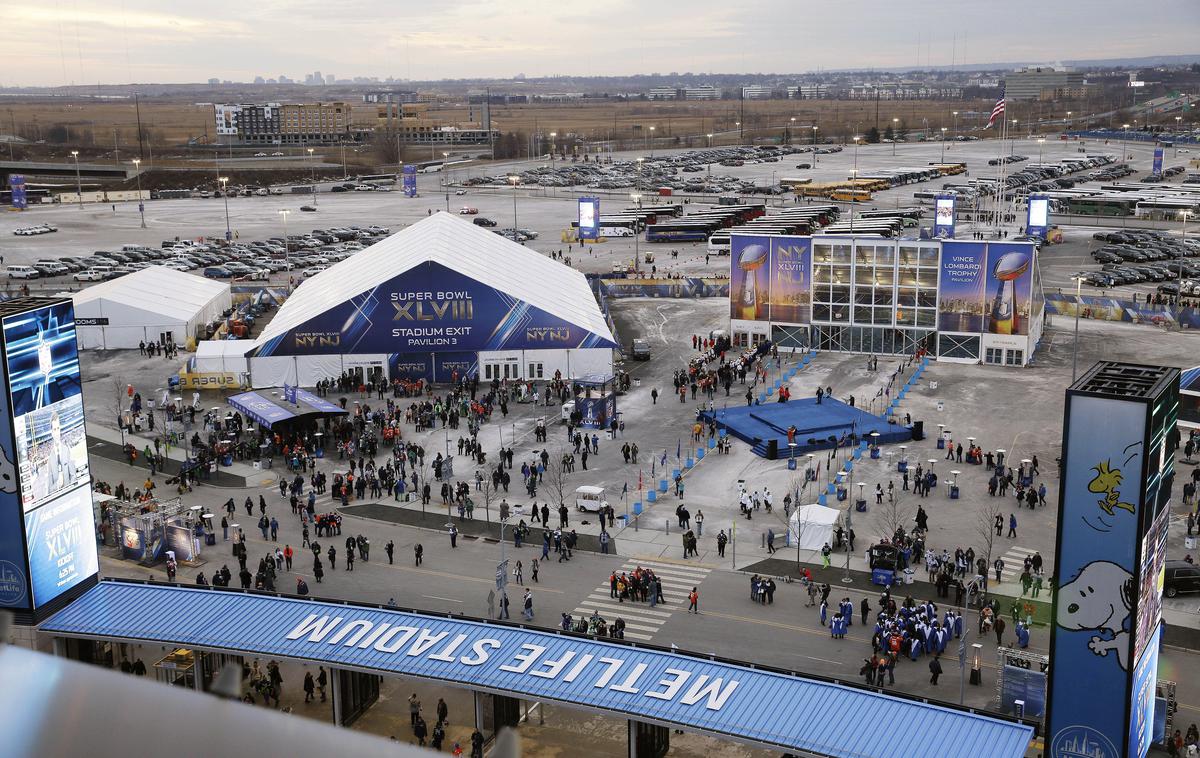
<box><xmin>1026</xmin><ymin>194</ymin><xmax>1050</xmax><ymax>240</ymax></box>
<box><xmin>9</xmin><ymin>175</ymin><xmax>27</xmax><ymax>210</ymax></box>
<box><xmin>283</xmin><ymin>383</ymin><xmax>298</xmax><ymax>405</ymax></box>
<box><xmin>1047</xmin><ymin>393</ymin><xmax>1147</xmax><ymax>758</ymax></box>
<box><xmin>578</xmin><ymin>197</ymin><xmax>600</xmax><ymax>240</ymax></box>
<box><xmin>23</xmin><ymin>486</ymin><xmax>98</xmax><ymax>607</ymax></box>
<box><xmin>402</xmin><ymin>165</ymin><xmax>418</xmax><ymax>198</ymax></box>
<box><xmin>228</xmin><ymin>391</ymin><xmax>295</xmax><ymax>428</ymax></box>
<box><xmin>933</xmin><ymin>194</ymin><xmax>956</xmax><ymax>239</ymax></box>
<box><xmin>252</xmin><ymin>262</ymin><xmax>617</xmax><ymax>357</ymax></box>
<box><xmin>1152</xmin><ymin>148</ymin><xmax>1164</xmax><ymax>177</ymax></box>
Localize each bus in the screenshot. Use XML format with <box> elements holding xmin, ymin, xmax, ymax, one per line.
<box><xmin>830</xmin><ymin>189</ymin><xmax>872</xmax><ymax>202</ymax></box>
<box><xmin>1066</xmin><ymin>196</ymin><xmax>1137</xmax><ymax>217</ymax></box>
<box><xmin>1135</xmin><ymin>198</ymin><xmax>1200</xmax><ymax>219</ymax></box>
<box><xmin>625</xmin><ymin>203</ymin><xmax>683</xmax><ymax>218</ymax></box>
<box><xmin>645</xmin><ymin>221</ymin><xmax>721</xmax><ymax>243</ymax></box>
<box><xmin>357</xmin><ymin>173</ymin><xmax>397</xmax><ymax>185</ymax></box>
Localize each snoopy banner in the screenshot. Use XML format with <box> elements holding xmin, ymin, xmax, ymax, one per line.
<box><xmin>1047</xmin><ymin>388</ymin><xmax>1161</xmax><ymax>758</ymax></box>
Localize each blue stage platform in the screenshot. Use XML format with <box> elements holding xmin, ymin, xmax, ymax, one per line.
<box><xmin>702</xmin><ymin>398</ymin><xmax>912</xmax><ymax>459</ymax></box>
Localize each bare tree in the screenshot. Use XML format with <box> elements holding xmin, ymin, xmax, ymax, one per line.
<box><xmin>873</xmin><ymin>488</ymin><xmax>913</xmax><ymax>543</ymax></box>
<box><xmin>541</xmin><ymin>449</ymin><xmax>571</xmax><ymax>512</ymax></box>
<box><xmin>976</xmin><ymin>498</ymin><xmax>1006</xmax><ymax>589</ymax></box>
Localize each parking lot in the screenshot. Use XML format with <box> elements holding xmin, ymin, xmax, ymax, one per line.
<box><xmin>0</xmin><ymin>136</ymin><xmax>1184</xmax><ymax>296</ymax></box>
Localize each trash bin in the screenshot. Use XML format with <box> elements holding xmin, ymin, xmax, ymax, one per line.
<box><xmin>1187</xmin><ymin>536</ymin><xmax>1197</xmax><ymax>550</ymax></box>
<box><xmin>903</xmin><ymin>568</ymin><xmax>915</xmax><ymax>585</ymax></box>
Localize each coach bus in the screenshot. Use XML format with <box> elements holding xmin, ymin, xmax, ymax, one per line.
<box><xmin>645</xmin><ymin>221</ymin><xmax>720</xmax><ymax>243</ymax></box>
<box><xmin>1067</xmin><ymin>196</ymin><xmax>1138</xmax><ymax>217</ymax></box>
<box><xmin>1135</xmin><ymin>197</ymin><xmax>1200</xmax><ymax>220</ymax></box>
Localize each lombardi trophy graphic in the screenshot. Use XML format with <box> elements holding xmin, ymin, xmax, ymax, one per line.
<box><xmin>988</xmin><ymin>251</ymin><xmax>1029</xmax><ymax>335</ymax></box>
<box><xmin>736</xmin><ymin>243</ymin><xmax>769</xmax><ymax>321</ymax></box>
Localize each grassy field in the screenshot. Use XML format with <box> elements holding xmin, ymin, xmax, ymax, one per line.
<box><xmin>3</xmin><ymin>97</ymin><xmax>999</xmax><ymax>153</ymax></box>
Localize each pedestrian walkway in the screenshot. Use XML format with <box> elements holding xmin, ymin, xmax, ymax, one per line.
<box><xmin>996</xmin><ymin>545</ymin><xmax>1036</xmax><ymax>582</ymax></box>
<box><xmin>571</xmin><ymin>558</ymin><xmax>712</xmax><ymax>641</ymax></box>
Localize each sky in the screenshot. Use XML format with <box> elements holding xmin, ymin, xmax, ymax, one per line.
<box><xmin>4</xmin><ymin>0</ymin><xmax>1199</xmax><ymax>87</ymax></box>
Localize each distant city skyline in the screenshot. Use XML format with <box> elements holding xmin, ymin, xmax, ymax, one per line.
<box><xmin>4</xmin><ymin>0</ymin><xmax>1199</xmax><ymax>88</ymax></box>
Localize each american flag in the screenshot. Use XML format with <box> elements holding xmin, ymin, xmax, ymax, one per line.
<box><xmin>985</xmin><ymin>91</ymin><xmax>1006</xmax><ymax>129</ymax></box>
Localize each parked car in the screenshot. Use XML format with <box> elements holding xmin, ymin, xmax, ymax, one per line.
<box><xmin>472</xmin><ymin>217</ymin><xmax>497</xmax><ymax>227</ymax></box>
<box><xmin>6</xmin><ymin>266</ymin><xmax>39</xmax><ymax>279</ymax></box>
<box><xmin>1164</xmin><ymin>560</ymin><xmax>1200</xmax><ymax>598</ymax></box>
<box><xmin>300</xmin><ymin>205</ymin><xmax>317</xmax><ymax>212</ymax></box>
<box><xmin>630</xmin><ymin>338</ymin><xmax>651</xmax><ymax>360</ymax></box>
<box><xmin>459</xmin><ymin>207</ymin><xmax>478</xmax><ymax>215</ymax></box>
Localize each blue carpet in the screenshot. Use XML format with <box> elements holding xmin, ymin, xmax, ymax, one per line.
<box><xmin>702</xmin><ymin>397</ymin><xmax>912</xmax><ymax>459</ymax></box>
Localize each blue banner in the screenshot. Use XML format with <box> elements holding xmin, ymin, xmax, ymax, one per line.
<box><xmin>254</xmin><ymin>262</ymin><xmax>616</xmax><ymax>357</ymax></box>
<box><xmin>938</xmin><ymin>241</ymin><xmax>987</xmax><ymax>333</ymax></box>
<box><xmin>9</xmin><ymin>175</ymin><xmax>27</xmax><ymax>209</ymax></box>
<box><xmin>434</xmin><ymin>353</ymin><xmax>477</xmax><ymax>383</ymax></box>
<box><xmin>388</xmin><ymin>352</ymin><xmax>433</xmax><ymax>381</ymax></box>
<box><xmin>1026</xmin><ymin>195</ymin><xmax>1050</xmax><ymax>239</ymax></box>
<box><xmin>768</xmin><ymin>237</ymin><xmax>811</xmax><ymax>325</ymax></box>
<box><xmin>1152</xmin><ymin>148</ymin><xmax>1164</xmax><ymax>177</ymax></box>
<box><xmin>578</xmin><ymin>197</ymin><xmax>600</xmax><ymax>240</ymax></box>
<box><xmin>228</xmin><ymin>391</ymin><xmax>295</xmax><ymax>427</ymax></box>
<box><xmin>23</xmin><ymin>485</ymin><xmax>98</xmax><ymax>608</ymax></box>
<box><xmin>402</xmin><ymin>165</ymin><xmax>417</xmax><ymax>198</ymax></box>
<box><xmin>1048</xmin><ymin>394</ymin><xmax>1146</xmax><ymax>758</ymax></box>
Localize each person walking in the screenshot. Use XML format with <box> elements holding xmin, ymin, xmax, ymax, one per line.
<box><xmin>929</xmin><ymin>654</ymin><xmax>943</xmax><ymax>685</ymax></box>
<box><xmin>1008</xmin><ymin>513</ymin><xmax>1017</xmax><ymax>538</ymax></box>
<box><xmin>522</xmin><ymin>589</ymin><xmax>534</xmax><ymax>620</ymax></box>
<box><xmin>316</xmin><ymin>666</ymin><xmax>327</xmax><ymax>702</ymax></box>
<box><xmin>687</xmin><ymin>587</ymin><xmax>699</xmax><ymax>614</ymax></box>
<box><xmin>513</xmin><ymin>560</ymin><xmax>524</xmax><ymax>586</ymax></box>
<box><xmin>449</xmin><ymin>524</ymin><xmax>458</xmax><ymax>548</ymax></box>
<box><xmin>386</xmin><ymin>539</ymin><xmax>395</xmax><ymax>564</ymax></box>
<box><xmin>415</xmin><ymin>543</ymin><xmax>424</xmax><ymax>565</ymax></box>
<box><xmin>303</xmin><ymin>671</ymin><xmax>315</xmax><ymax>703</ymax></box>
<box><xmin>409</xmin><ymin>693</ymin><xmax>422</xmax><ymax>726</ymax></box>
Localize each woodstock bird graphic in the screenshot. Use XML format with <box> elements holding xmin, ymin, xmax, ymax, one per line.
<box><xmin>1088</xmin><ymin>460</ymin><xmax>1135</xmax><ymax>516</ymax></box>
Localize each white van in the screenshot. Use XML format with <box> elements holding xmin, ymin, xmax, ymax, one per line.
<box><xmin>575</xmin><ymin>486</ymin><xmax>609</xmax><ymax>513</ymax></box>
<box><xmin>6</xmin><ymin>266</ymin><xmax>38</xmax><ymax>279</ymax></box>
<box><xmin>600</xmin><ymin>227</ymin><xmax>633</xmax><ymax>237</ymax></box>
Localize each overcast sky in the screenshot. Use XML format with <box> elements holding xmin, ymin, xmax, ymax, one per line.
<box><xmin>6</xmin><ymin>0</ymin><xmax>1198</xmax><ymax>87</ymax></box>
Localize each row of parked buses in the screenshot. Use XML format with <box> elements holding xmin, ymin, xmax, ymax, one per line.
<box><xmin>706</xmin><ymin>205</ymin><xmax>841</xmax><ymax>254</ymax></box>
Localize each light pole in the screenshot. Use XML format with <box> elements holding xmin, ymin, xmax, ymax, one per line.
<box><xmin>789</xmin><ymin>116</ymin><xmax>796</xmax><ymax>144</ymax></box>
<box><xmin>706</xmin><ymin>132</ymin><xmax>713</xmax><ymax>148</ymax></box>
<box><xmin>549</xmin><ymin>131</ymin><xmax>556</xmax><ymax>158</ymax></box>
<box><xmin>1176</xmin><ymin>117</ymin><xmax>1184</xmax><ymax>155</ymax></box>
<box><xmin>508</xmin><ymin>174</ymin><xmax>519</xmax><ymax>231</ymax></box>
<box><xmin>1066</xmin><ymin>111</ymin><xmax>1072</xmax><ymax>127</ymax></box>
<box><xmin>1071</xmin><ymin>276</ymin><xmax>1082</xmax><ymax>381</ymax></box>
<box><xmin>71</xmin><ymin>150</ymin><xmax>82</xmax><ymax>208</ymax></box>
<box><xmin>735</xmin><ymin>120</ymin><xmax>741</xmax><ymax>142</ymax></box>
<box><xmin>1180</xmin><ymin>210</ymin><xmax>1192</xmax><ymax>283</ymax></box>
<box><xmin>631</xmin><ymin>192</ymin><xmax>642</xmax><ymax>273</ymax></box>
<box><xmin>1121</xmin><ymin>123</ymin><xmax>1130</xmax><ymax>162</ymax></box>
<box><xmin>952</xmin><ymin>111</ymin><xmax>959</xmax><ymax>142</ymax></box>
<box><xmin>648</xmin><ymin>125</ymin><xmax>656</xmax><ymax>157</ymax></box>
<box><xmin>307</xmin><ymin>147</ymin><xmax>317</xmax><ymax>208</ymax></box>
<box><xmin>958</xmin><ymin>583</ymin><xmax>979</xmax><ymax>706</ymax></box>
<box><xmin>340</xmin><ymin>140</ymin><xmax>348</xmax><ymax>180</ymax></box>
<box><xmin>811</xmin><ymin>126</ymin><xmax>819</xmax><ymax>162</ymax></box>
<box><xmin>1037</xmin><ymin>138</ymin><xmax>1045</xmax><ymax>166</ymax></box>
<box><xmin>278</xmin><ymin>209</ymin><xmax>290</xmax><ymax>268</ymax></box>
<box><xmin>940</xmin><ymin>127</ymin><xmax>947</xmax><ymax>162</ymax></box>
<box><xmin>443</xmin><ymin>152</ymin><xmax>451</xmax><ymax>212</ymax></box>
<box><xmin>1010</xmin><ymin>119</ymin><xmax>1018</xmax><ymax>156</ymax></box>
<box><xmin>218</xmin><ymin>176</ymin><xmax>231</xmax><ymax>241</ymax></box>
<box><xmin>132</xmin><ymin>158</ymin><xmax>146</xmax><ymax>228</ymax></box>
<box><xmin>892</xmin><ymin>118</ymin><xmax>899</xmax><ymax>155</ymax></box>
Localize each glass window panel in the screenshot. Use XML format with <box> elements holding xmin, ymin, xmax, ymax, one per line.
<box><xmin>830</xmin><ymin>305</ymin><xmax>849</xmax><ymax>322</ymax></box>
<box><xmin>876</xmin><ymin>245</ymin><xmax>896</xmax><ymax>264</ymax></box>
<box><xmin>831</xmin><ymin>285</ymin><xmax>851</xmax><ymax>304</ymax></box>
<box><xmin>832</xmin><ymin>244</ymin><xmax>852</xmax><ymax>263</ymax></box>
<box><xmin>896</xmin><ymin>308</ymin><xmax>917</xmax><ymax>326</ymax></box>
<box><xmin>831</xmin><ymin>265</ymin><xmax>852</xmax><ymax>284</ymax></box>
<box><xmin>814</xmin><ymin>244</ymin><xmax>833</xmax><ymax>263</ymax></box>
<box><xmin>917</xmin><ymin>270</ymin><xmax>939</xmax><ymax>288</ymax></box>
<box><xmin>814</xmin><ymin>265</ymin><xmax>833</xmax><ymax>284</ymax></box>
<box><xmin>918</xmin><ymin>246</ymin><xmax>940</xmax><ymax>265</ymax></box>
<box><xmin>853</xmin><ymin>306</ymin><xmax>873</xmax><ymax>323</ymax></box>
<box><xmin>899</xmin><ymin>246</ymin><xmax>921</xmax><ymax>267</ymax></box>
<box><xmin>897</xmin><ymin>288</ymin><xmax>917</xmax><ymax>307</ymax></box>
<box><xmin>897</xmin><ymin>268</ymin><xmax>919</xmax><ymax>287</ymax></box>
<box><xmin>874</xmin><ymin>289</ymin><xmax>894</xmax><ymax>306</ymax></box>
<box><xmin>874</xmin><ymin>308</ymin><xmax>893</xmax><ymax>325</ymax></box>
<box><xmin>876</xmin><ymin>268</ymin><xmax>895</xmax><ymax>285</ymax></box>
<box><xmin>917</xmin><ymin>290</ymin><xmax>938</xmax><ymax>308</ymax></box>
<box><xmin>855</xmin><ymin>289</ymin><xmax>875</xmax><ymax>305</ymax></box>
<box><xmin>813</xmin><ymin>305</ymin><xmax>831</xmax><ymax>322</ymax></box>
<box><xmin>916</xmin><ymin>309</ymin><xmax>936</xmax><ymax>328</ymax></box>
<box><xmin>855</xmin><ymin>246</ymin><xmax>872</xmax><ymax>265</ymax></box>
<box><xmin>855</xmin><ymin>266</ymin><xmax>875</xmax><ymax>285</ymax></box>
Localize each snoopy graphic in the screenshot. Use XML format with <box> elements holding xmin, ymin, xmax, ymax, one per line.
<box><xmin>1057</xmin><ymin>560</ymin><xmax>1134</xmax><ymax>671</ymax></box>
<box><xmin>1088</xmin><ymin>460</ymin><xmax>1135</xmax><ymax>516</ymax></box>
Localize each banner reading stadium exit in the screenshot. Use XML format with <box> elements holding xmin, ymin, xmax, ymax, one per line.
<box><xmin>252</xmin><ymin>262</ymin><xmax>617</xmax><ymax>357</ymax></box>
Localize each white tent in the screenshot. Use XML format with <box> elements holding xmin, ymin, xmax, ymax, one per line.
<box><xmin>245</xmin><ymin>212</ymin><xmax>616</xmax><ymax>387</ymax></box>
<box><xmin>193</xmin><ymin>339</ymin><xmax>251</xmax><ymax>374</ymax></box>
<box><xmin>72</xmin><ymin>267</ymin><xmax>231</xmax><ymax>350</ymax></box>
<box><xmin>788</xmin><ymin>503</ymin><xmax>841</xmax><ymax>552</ymax></box>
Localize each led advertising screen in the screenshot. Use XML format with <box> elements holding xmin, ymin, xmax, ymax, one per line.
<box><xmin>933</xmin><ymin>195</ymin><xmax>956</xmax><ymax>238</ymax></box>
<box><xmin>1028</xmin><ymin>197</ymin><xmax>1049</xmax><ymax>230</ymax></box>
<box><xmin>1</xmin><ymin>300</ymin><xmax>98</xmax><ymax>612</ymax></box>
<box><xmin>578</xmin><ymin>197</ymin><xmax>600</xmax><ymax>240</ymax></box>
<box><xmin>767</xmin><ymin>237</ymin><xmax>811</xmax><ymax>324</ymax></box>
<box><xmin>23</xmin><ymin>485</ymin><xmax>98</xmax><ymax>607</ymax></box>
<box><xmin>730</xmin><ymin>234</ymin><xmax>771</xmax><ymax>322</ymax></box>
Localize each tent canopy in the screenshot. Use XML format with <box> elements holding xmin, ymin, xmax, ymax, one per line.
<box><xmin>787</xmin><ymin>503</ymin><xmax>841</xmax><ymax>551</ymax></box>
<box><xmin>249</xmin><ymin>212</ymin><xmax>616</xmax><ymax>357</ymax></box>
<box><xmin>228</xmin><ymin>388</ymin><xmax>347</xmax><ymax>429</ymax></box>
<box><xmin>72</xmin><ymin>266</ymin><xmax>230</xmax><ymax>325</ymax></box>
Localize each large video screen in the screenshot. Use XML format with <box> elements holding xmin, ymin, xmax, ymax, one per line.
<box><xmin>3</xmin><ymin>302</ymin><xmax>89</xmax><ymax>511</ymax></box>
<box><xmin>1028</xmin><ymin>197</ymin><xmax>1049</xmax><ymax>229</ymax></box>
<box><xmin>23</xmin><ymin>485</ymin><xmax>98</xmax><ymax>607</ymax></box>
<box><xmin>2</xmin><ymin>301</ymin><xmax>97</xmax><ymax>610</ymax></box>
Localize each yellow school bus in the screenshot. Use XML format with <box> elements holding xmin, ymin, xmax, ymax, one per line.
<box><xmin>830</xmin><ymin>189</ymin><xmax>873</xmax><ymax>202</ymax></box>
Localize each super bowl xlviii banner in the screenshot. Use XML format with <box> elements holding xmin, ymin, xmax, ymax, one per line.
<box><xmin>253</xmin><ymin>262</ymin><xmax>617</xmax><ymax>357</ymax></box>
<box><xmin>1152</xmin><ymin>148</ymin><xmax>1164</xmax><ymax>177</ymax></box>
<box><xmin>402</xmin><ymin>165</ymin><xmax>418</xmax><ymax>198</ymax></box>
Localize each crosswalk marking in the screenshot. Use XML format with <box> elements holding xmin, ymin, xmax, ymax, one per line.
<box><xmin>572</xmin><ymin>560</ymin><xmax>713</xmax><ymax>643</ymax></box>
<box><xmin>996</xmin><ymin>546</ymin><xmax>1037</xmax><ymax>581</ymax></box>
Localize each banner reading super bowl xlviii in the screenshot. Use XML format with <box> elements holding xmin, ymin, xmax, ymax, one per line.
<box><xmin>768</xmin><ymin>237</ymin><xmax>811</xmax><ymax>325</ymax></box>
<box><xmin>730</xmin><ymin>235</ymin><xmax>771</xmax><ymax>322</ymax></box>
<box><xmin>254</xmin><ymin>262</ymin><xmax>617</xmax><ymax>357</ymax></box>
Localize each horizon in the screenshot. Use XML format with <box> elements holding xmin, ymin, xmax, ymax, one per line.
<box><xmin>4</xmin><ymin>0</ymin><xmax>1198</xmax><ymax>88</ymax></box>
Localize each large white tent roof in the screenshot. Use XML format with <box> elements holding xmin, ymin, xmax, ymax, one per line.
<box><xmin>251</xmin><ymin>212</ymin><xmax>614</xmax><ymax>350</ymax></box>
<box><xmin>71</xmin><ymin>266</ymin><xmax>230</xmax><ymax>322</ymax></box>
